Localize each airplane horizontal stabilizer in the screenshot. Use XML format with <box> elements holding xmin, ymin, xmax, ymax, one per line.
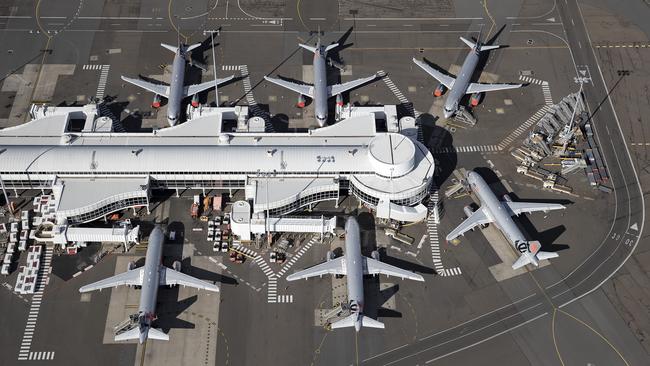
<box><xmin>459</xmin><ymin>36</ymin><xmax>477</xmax><ymax>50</ymax></box>
<box><xmin>114</xmin><ymin>327</ymin><xmax>141</xmax><ymax>342</ymax></box>
<box><xmin>330</xmin><ymin>314</ymin><xmax>356</xmax><ymax>329</ymax></box>
<box><xmin>299</xmin><ymin>43</ymin><xmax>318</xmax><ymax>54</ymax></box>
<box><xmin>360</xmin><ymin>315</ymin><xmax>385</xmax><ymax>329</ymax></box>
<box><xmin>324</xmin><ymin>43</ymin><xmax>339</xmax><ymax>53</ymax></box>
<box><xmin>511</xmin><ymin>254</ymin><xmax>532</xmax><ymax>270</ymax></box>
<box><xmin>160</xmin><ymin>43</ymin><xmax>178</xmax><ymax>54</ymax></box>
<box><xmin>479</xmin><ymin>45</ymin><xmax>500</xmax><ymax>52</ymax></box>
<box><xmin>536</xmin><ymin>251</ymin><xmax>559</xmax><ymax>261</ymax></box>
<box><xmin>147</xmin><ymin>327</ymin><xmax>170</xmax><ymax>341</ymax></box>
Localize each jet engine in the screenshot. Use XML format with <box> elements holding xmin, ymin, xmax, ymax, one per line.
<box><xmin>470</xmin><ymin>92</ymin><xmax>482</xmax><ymax>106</ymax></box>
<box><xmin>296</xmin><ymin>94</ymin><xmax>306</xmax><ymax>108</ymax></box>
<box><xmin>434</xmin><ymin>84</ymin><xmax>446</xmax><ymax>97</ymax></box>
<box><xmin>191</xmin><ymin>93</ymin><xmax>200</xmax><ymax>108</ymax></box>
<box><xmin>371</xmin><ymin>251</ymin><xmax>380</xmax><ymax>261</ymax></box>
<box><xmin>463</xmin><ymin>205</ymin><xmax>475</xmax><ymax>218</ymax></box>
<box><xmin>326</xmin><ymin>251</ymin><xmax>335</xmax><ymax>261</ymax></box>
<box><xmin>152</xmin><ymin>94</ymin><xmax>162</xmax><ymax>108</ymax></box>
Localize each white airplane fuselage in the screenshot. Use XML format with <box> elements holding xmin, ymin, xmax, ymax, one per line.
<box><xmin>136</xmin><ymin>226</ymin><xmax>165</xmax><ymax>343</ymax></box>
<box><xmin>467</xmin><ymin>171</ymin><xmax>536</xmax><ymax>264</ymax></box>
<box><xmin>167</xmin><ymin>51</ymin><xmax>186</xmax><ymax>125</ymax></box>
<box><xmin>343</xmin><ymin>217</ymin><xmax>365</xmax><ymax>332</ymax></box>
<box><xmin>443</xmin><ymin>49</ymin><xmax>480</xmax><ymax>118</ymax></box>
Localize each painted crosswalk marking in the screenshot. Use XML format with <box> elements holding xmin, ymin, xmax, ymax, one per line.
<box><xmin>221</xmin><ymin>65</ymin><xmax>241</xmax><ymax>71</ymax></box>
<box><xmin>232</xmin><ymin>243</ymin><xmax>258</xmax><ymax>259</ymax></box>
<box><xmin>82</xmin><ymin>64</ymin><xmax>103</xmax><ymax>70</ymax></box>
<box><xmin>276</xmin><ymin>294</ymin><xmax>293</xmax><ymax>303</ymax></box>
<box><xmin>277</xmin><ymin>236</ymin><xmax>318</xmax><ymax>277</ymax></box>
<box><xmin>28</xmin><ymin>351</ymin><xmax>55</xmax><ymax>360</ymax></box>
<box><xmin>432</xmin><ymin>145</ymin><xmax>500</xmax><ymax>154</ymax></box>
<box><xmin>497</xmin><ymin>105</ymin><xmax>552</xmax><ymax>150</ymax></box>
<box><xmin>17</xmin><ymin>246</ymin><xmax>54</xmax><ymax>361</ymax></box>
<box><xmin>96</xmin><ymin>65</ymin><xmax>110</xmax><ymax>100</ymax></box>
<box><xmin>379</xmin><ymin>70</ymin><xmax>420</xmax><ymax>118</ymax></box>
<box><xmin>266</xmin><ymin>275</ymin><xmax>277</xmax><ymax>303</ymax></box>
<box><xmin>518</xmin><ymin>75</ymin><xmax>545</xmax><ymax>86</ymax></box>
<box><xmin>427</xmin><ymin>189</ymin><xmax>461</xmax><ymax>277</ymax></box>
<box><xmin>239</xmin><ymin>65</ymin><xmax>274</xmax><ymax>132</ymax></box>
<box><xmin>541</xmin><ymin>81</ymin><xmax>553</xmax><ymax>106</ymax></box>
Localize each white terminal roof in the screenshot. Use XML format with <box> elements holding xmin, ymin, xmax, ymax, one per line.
<box><xmin>0</xmin><ymin>105</ymin><xmax>434</xmax><ymax>204</ymax></box>
<box><xmin>0</xmin><ymin>107</ymin><xmax>431</xmax><ymax>173</ymax></box>
<box><xmin>56</xmin><ymin>177</ymin><xmax>148</xmax><ymax>211</ymax></box>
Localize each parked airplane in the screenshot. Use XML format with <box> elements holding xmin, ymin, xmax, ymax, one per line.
<box><xmin>287</xmin><ymin>216</ymin><xmax>424</xmax><ymax>331</ymax></box>
<box><xmin>446</xmin><ymin>170</ymin><xmax>565</xmax><ymax>269</ymax></box>
<box><xmin>264</xmin><ymin>38</ymin><xmax>379</xmax><ymax>126</ymax></box>
<box><xmin>413</xmin><ymin>31</ymin><xmax>522</xmax><ymax>119</ymax></box>
<box><xmin>122</xmin><ymin>42</ymin><xmax>234</xmax><ymax>126</ymax></box>
<box><xmin>79</xmin><ymin>225</ymin><xmax>219</xmax><ymax>343</ymax></box>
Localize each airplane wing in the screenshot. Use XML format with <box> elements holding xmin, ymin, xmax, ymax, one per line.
<box><xmin>286</xmin><ymin>257</ymin><xmax>346</xmax><ymax>281</ymax></box>
<box><xmin>504</xmin><ymin>202</ymin><xmax>565</xmax><ymax>216</ymax></box>
<box><xmin>363</xmin><ymin>257</ymin><xmax>424</xmax><ymax>281</ymax></box>
<box><xmin>328</xmin><ymin>74</ymin><xmax>378</xmax><ymax>96</ymax></box>
<box><xmin>445</xmin><ymin>207</ymin><xmax>493</xmax><ymax>241</ymax></box>
<box><xmin>264</xmin><ymin>76</ymin><xmax>314</xmax><ymax>97</ymax></box>
<box><xmin>412</xmin><ymin>58</ymin><xmax>455</xmax><ymax>89</ymax></box>
<box><xmin>160</xmin><ymin>267</ymin><xmax>219</xmax><ymax>292</ymax></box>
<box><xmin>79</xmin><ymin>269</ymin><xmax>143</xmax><ymax>293</ymax></box>
<box><xmin>465</xmin><ymin>82</ymin><xmax>522</xmax><ymax>94</ymax></box>
<box><xmin>184</xmin><ymin>75</ymin><xmax>235</xmax><ymax>96</ymax></box>
<box><xmin>121</xmin><ymin>76</ymin><xmax>169</xmax><ymax>97</ymax></box>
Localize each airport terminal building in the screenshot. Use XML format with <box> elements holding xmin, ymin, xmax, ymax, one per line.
<box><xmin>0</xmin><ymin>104</ymin><xmax>435</xmax><ymax>224</ymax></box>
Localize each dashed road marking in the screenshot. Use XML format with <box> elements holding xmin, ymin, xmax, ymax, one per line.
<box><xmin>96</xmin><ymin>65</ymin><xmax>110</xmax><ymax>100</ymax></box>
<box><xmin>433</xmin><ymin>145</ymin><xmax>500</xmax><ymax>154</ymax></box>
<box><xmin>595</xmin><ymin>43</ymin><xmax>650</xmax><ymax>48</ymax></box>
<box><xmin>427</xmin><ymin>189</ymin><xmax>462</xmax><ymax>277</ymax></box>
<box><xmin>277</xmin><ymin>236</ymin><xmax>318</xmax><ymax>277</ymax></box>
<box><xmin>17</xmin><ymin>247</ymin><xmax>54</xmax><ymax>361</ymax></box>
<box><xmin>541</xmin><ymin>81</ymin><xmax>553</xmax><ymax>106</ymax></box>
<box><xmin>497</xmin><ymin>105</ymin><xmax>552</xmax><ymax>149</ymax></box>
<box><xmin>276</xmin><ymin>294</ymin><xmax>294</xmax><ymax>303</ymax></box>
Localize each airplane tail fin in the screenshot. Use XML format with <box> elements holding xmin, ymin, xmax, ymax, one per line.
<box><xmin>511</xmin><ymin>240</ymin><xmax>558</xmax><ymax>269</ymax></box>
<box><xmin>330</xmin><ymin>314</ymin><xmax>385</xmax><ymax>331</ymax></box>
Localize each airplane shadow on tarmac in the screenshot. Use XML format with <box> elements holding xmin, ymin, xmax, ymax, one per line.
<box><xmin>356</xmin><ymin>212</ymin><xmax>433</xmax><ymax>320</ymax></box>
